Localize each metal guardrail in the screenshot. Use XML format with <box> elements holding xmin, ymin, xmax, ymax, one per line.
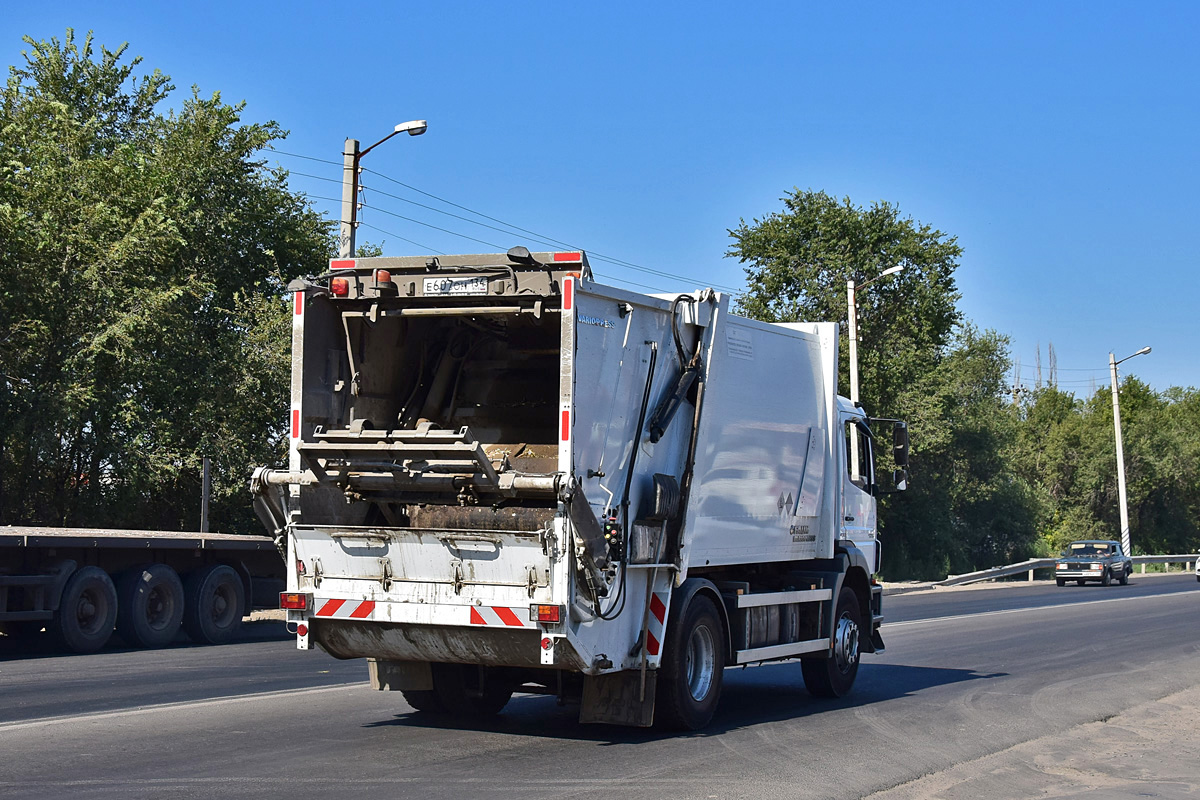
<box><xmin>937</xmin><ymin>554</ymin><xmax>1199</xmax><ymax>587</ymax></box>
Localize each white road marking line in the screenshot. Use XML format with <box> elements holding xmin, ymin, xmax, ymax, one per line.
<box><xmin>887</xmin><ymin>589</ymin><xmax>1197</xmax><ymax>628</ymax></box>
<box><xmin>0</xmin><ymin>683</ymin><xmax>361</xmax><ymax>731</ymax></box>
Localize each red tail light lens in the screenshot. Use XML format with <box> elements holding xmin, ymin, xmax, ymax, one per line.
<box><xmin>279</xmin><ymin>592</ymin><xmax>310</xmax><ymax>610</ymax></box>
<box><xmin>530</xmin><ymin>604</ymin><xmax>562</xmax><ymax>623</ymax></box>
<box><xmin>330</xmin><ymin>277</ymin><xmax>350</xmax><ymax>296</ymax></box>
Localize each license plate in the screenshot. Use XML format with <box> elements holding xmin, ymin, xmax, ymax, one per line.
<box><xmin>423</xmin><ymin>276</ymin><xmax>488</xmax><ymax>296</ymax></box>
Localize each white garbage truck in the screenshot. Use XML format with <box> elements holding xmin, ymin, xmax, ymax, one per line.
<box><xmin>253</xmin><ymin>248</ymin><xmax>909</xmax><ymax>728</ymax></box>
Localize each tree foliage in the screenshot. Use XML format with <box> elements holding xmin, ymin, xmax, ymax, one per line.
<box><xmin>0</xmin><ymin>30</ymin><xmax>332</xmax><ymax>532</ymax></box>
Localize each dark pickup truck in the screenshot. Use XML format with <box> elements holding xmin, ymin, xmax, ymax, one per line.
<box><xmin>1055</xmin><ymin>540</ymin><xmax>1132</xmax><ymax>587</ymax></box>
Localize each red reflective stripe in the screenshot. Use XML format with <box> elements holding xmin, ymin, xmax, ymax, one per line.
<box><xmin>494</xmin><ymin>607</ymin><xmax>523</xmax><ymax>627</ymax></box>
<box><xmin>647</xmin><ymin>631</ymin><xmax>660</xmax><ymax>656</ymax></box>
<box><xmin>470</xmin><ymin>607</ymin><xmax>486</xmax><ymax>625</ymax></box>
<box><xmin>291</xmin><ymin>409</ymin><xmax>300</xmax><ymax>439</ymax></box>
<box><xmin>562</xmin><ymin>277</ymin><xmax>573</xmax><ymax>310</ymax></box>
<box><xmin>349</xmin><ymin>600</ymin><xmax>375</xmax><ymax>619</ymax></box>
<box><xmin>330</xmin><ymin>259</ymin><xmax>356</xmax><ymax>270</ymax></box>
<box><xmin>560</xmin><ymin>410</ymin><xmax>570</xmax><ymax>441</ymax></box>
<box><xmin>316</xmin><ymin>599</ymin><xmax>345</xmax><ymax>617</ymax></box>
<box><xmin>650</xmin><ymin>593</ymin><xmax>667</xmax><ymax>624</ymax></box>
<box><xmin>553</xmin><ymin>251</ymin><xmax>582</xmax><ymax>262</ymax></box>
<box><xmin>294</xmin><ymin>292</ymin><xmax>304</xmax><ymax>316</ymax></box>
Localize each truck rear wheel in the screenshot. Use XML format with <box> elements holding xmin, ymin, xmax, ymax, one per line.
<box><xmin>657</xmin><ymin>593</ymin><xmax>725</xmax><ymax>730</ymax></box>
<box><xmin>802</xmin><ymin>585</ymin><xmax>862</xmax><ymax>698</ymax></box>
<box><xmin>431</xmin><ymin>663</ymin><xmax>514</xmax><ymax>716</ymax></box>
<box><xmin>117</xmin><ymin>564</ymin><xmax>184</xmax><ymax>648</ymax></box>
<box><xmin>51</xmin><ymin>566</ymin><xmax>118</xmax><ymax>653</ymax></box>
<box><xmin>182</xmin><ymin>565</ymin><xmax>245</xmax><ymax>644</ymax></box>
<box><xmin>400</xmin><ymin>690</ymin><xmax>445</xmax><ymax>713</ymax></box>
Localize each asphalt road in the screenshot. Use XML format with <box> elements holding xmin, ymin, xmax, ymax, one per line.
<box><xmin>1</xmin><ymin>573</ymin><xmax>1197</xmax><ymax>799</ymax></box>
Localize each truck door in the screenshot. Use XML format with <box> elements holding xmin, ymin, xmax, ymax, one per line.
<box><xmin>841</xmin><ymin>419</ymin><xmax>878</xmax><ymax>569</ymax></box>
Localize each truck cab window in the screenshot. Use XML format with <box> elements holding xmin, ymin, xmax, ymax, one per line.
<box><xmin>844</xmin><ymin>421</ymin><xmax>873</xmax><ymax>492</ymax></box>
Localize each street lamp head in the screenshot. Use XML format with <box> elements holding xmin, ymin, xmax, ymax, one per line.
<box><xmin>395</xmin><ymin>119</ymin><xmax>428</xmax><ymax>136</ymax></box>
<box><xmin>880</xmin><ymin>265</ymin><xmax>904</xmax><ymax>278</ymax></box>
<box><xmin>1134</xmin><ymin>346</ymin><xmax>1152</xmax><ymax>357</ymax></box>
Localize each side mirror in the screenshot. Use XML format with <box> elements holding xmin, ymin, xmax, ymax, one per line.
<box><xmin>893</xmin><ymin>422</ymin><xmax>910</xmax><ymax>467</ymax></box>
<box><xmin>893</xmin><ymin>468</ymin><xmax>908</xmax><ymax>492</ymax></box>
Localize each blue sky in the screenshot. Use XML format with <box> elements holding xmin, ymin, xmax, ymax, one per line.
<box><xmin>5</xmin><ymin>2</ymin><xmax>1197</xmax><ymax>392</ymax></box>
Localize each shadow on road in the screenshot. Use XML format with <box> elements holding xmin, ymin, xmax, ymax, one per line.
<box><xmin>0</xmin><ymin>620</ymin><xmax>292</xmax><ymax>662</ymax></box>
<box><xmin>364</xmin><ymin>661</ymin><xmax>1005</xmax><ymax>743</ymax></box>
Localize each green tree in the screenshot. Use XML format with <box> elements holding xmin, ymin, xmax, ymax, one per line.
<box><xmin>729</xmin><ymin>189</ymin><xmax>962</xmax><ymax>416</ymax></box>
<box><xmin>729</xmin><ymin>190</ymin><xmax>1038</xmax><ymax>579</ymax></box>
<box><xmin>0</xmin><ymin>30</ymin><xmax>332</xmax><ymax>532</ymax></box>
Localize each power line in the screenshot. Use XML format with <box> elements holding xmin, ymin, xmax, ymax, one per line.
<box><xmin>265</xmin><ymin>149</ymin><xmax>740</xmax><ymax>293</ymax></box>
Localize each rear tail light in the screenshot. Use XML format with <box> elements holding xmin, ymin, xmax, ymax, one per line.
<box><xmin>280</xmin><ymin>592</ymin><xmax>311</xmax><ymax>611</ymax></box>
<box><xmin>330</xmin><ymin>277</ymin><xmax>350</xmax><ymax>296</ymax></box>
<box><xmin>530</xmin><ymin>604</ymin><xmax>562</xmax><ymax>623</ymax></box>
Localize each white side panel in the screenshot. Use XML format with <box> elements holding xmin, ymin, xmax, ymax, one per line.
<box><xmin>683</xmin><ymin>306</ymin><xmax>837</xmax><ymax>566</ymax></box>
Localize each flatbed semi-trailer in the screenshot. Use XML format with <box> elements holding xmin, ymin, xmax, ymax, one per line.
<box><xmin>0</xmin><ymin>526</ymin><xmax>284</xmax><ymax>652</ymax></box>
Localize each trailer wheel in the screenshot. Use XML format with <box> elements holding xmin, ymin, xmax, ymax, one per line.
<box><xmin>657</xmin><ymin>593</ymin><xmax>725</xmax><ymax>730</ymax></box>
<box><xmin>51</xmin><ymin>566</ymin><xmax>118</xmax><ymax>653</ymax></box>
<box><xmin>116</xmin><ymin>564</ymin><xmax>184</xmax><ymax>648</ymax></box>
<box><xmin>400</xmin><ymin>690</ymin><xmax>445</xmax><ymax>713</ymax></box>
<box><xmin>802</xmin><ymin>585</ymin><xmax>862</xmax><ymax>699</ymax></box>
<box><xmin>431</xmin><ymin>663</ymin><xmax>514</xmax><ymax>716</ymax></box>
<box><xmin>182</xmin><ymin>565</ymin><xmax>245</xmax><ymax>644</ymax></box>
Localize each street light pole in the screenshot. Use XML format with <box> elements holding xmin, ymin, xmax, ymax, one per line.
<box><xmin>338</xmin><ymin>120</ymin><xmax>428</xmax><ymax>259</ymax></box>
<box><xmin>845</xmin><ymin>265</ymin><xmax>904</xmax><ymax>479</ymax></box>
<box><xmin>1109</xmin><ymin>346</ymin><xmax>1151</xmax><ymax>556</ymax></box>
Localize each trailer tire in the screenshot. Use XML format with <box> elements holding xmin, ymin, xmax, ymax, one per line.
<box><xmin>116</xmin><ymin>564</ymin><xmax>184</xmax><ymax>648</ymax></box>
<box><xmin>657</xmin><ymin>593</ymin><xmax>725</xmax><ymax>730</ymax></box>
<box><xmin>400</xmin><ymin>690</ymin><xmax>445</xmax><ymax>713</ymax></box>
<box><xmin>182</xmin><ymin>565</ymin><xmax>245</xmax><ymax>644</ymax></box>
<box><xmin>51</xmin><ymin>567</ymin><xmax>118</xmax><ymax>654</ymax></box>
<box><xmin>431</xmin><ymin>663</ymin><xmax>514</xmax><ymax>717</ymax></box>
<box><xmin>802</xmin><ymin>585</ymin><xmax>862</xmax><ymax>699</ymax></box>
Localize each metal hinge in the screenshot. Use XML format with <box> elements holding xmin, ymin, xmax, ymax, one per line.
<box><xmin>379</xmin><ymin>558</ymin><xmax>393</xmax><ymax>591</ymax></box>
<box><xmin>311</xmin><ymin>558</ymin><xmax>323</xmax><ymax>589</ymax></box>
<box><xmin>452</xmin><ymin>562</ymin><xmax>464</xmax><ymax>594</ymax></box>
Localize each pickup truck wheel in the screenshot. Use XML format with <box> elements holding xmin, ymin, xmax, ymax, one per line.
<box><xmin>1101</xmin><ymin>568</ymin><xmax>1111</xmax><ymax>587</ymax></box>
<box><xmin>117</xmin><ymin>564</ymin><xmax>184</xmax><ymax>648</ymax></box>
<box><xmin>802</xmin><ymin>585</ymin><xmax>862</xmax><ymax>699</ymax></box>
<box><xmin>431</xmin><ymin>663</ymin><xmax>514</xmax><ymax>716</ymax></box>
<box><xmin>657</xmin><ymin>594</ymin><xmax>724</xmax><ymax>730</ymax></box>
<box><xmin>1119</xmin><ymin>569</ymin><xmax>1129</xmax><ymax>586</ymax></box>
<box><xmin>51</xmin><ymin>567</ymin><xmax>117</xmax><ymax>653</ymax></box>
<box><xmin>182</xmin><ymin>565</ymin><xmax>245</xmax><ymax>644</ymax></box>
<box><xmin>1055</xmin><ymin>578</ymin><xmax>1065</xmax><ymax>587</ymax></box>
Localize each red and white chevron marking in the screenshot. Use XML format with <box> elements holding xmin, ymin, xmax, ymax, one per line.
<box><xmin>314</xmin><ymin>598</ymin><xmax>376</xmax><ymax>620</ymax></box>
<box><xmin>645</xmin><ymin>592</ymin><xmax>667</xmax><ymax>656</ymax></box>
<box><xmin>469</xmin><ymin>606</ymin><xmax>536</xmax><ymax>628</ymax></box>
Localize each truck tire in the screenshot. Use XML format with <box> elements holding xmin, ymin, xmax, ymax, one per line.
<box><xmin>431</xmin><ymin>663</ymin><xmax>514</xmax><ymax>716</ymax></box>
<box><xmin>1119</xmin><ymin>568</ymin><xmax>1129</xmax><ymax>586</ymax></box>
<box><xmin>400</xmin><ymin>690</ymin><xmax>445</xmax><ymax>713</ymax></box>
<box><xmin>182</xmin><ymin>565</ymin><xmax>245</xmax><ymax>644</ymax></box>
<box><xmin>1055</xmin><ymin>579</ymin><xmax>1065</xmax><ymax>587</ymax></box>
<box><xmin>116</xmin><ymin>564</ymin><xmax>184</xmax><ymax>648</ymax></box>
<box><xmin>51</xmin><ymin>566</ymin><xmax>118</xmax><ymax>653</ymax></box>
<box><xmin>802</xmin><ymin>585</ymin><xmax>862</xmax><ymax>699</ymax></box>
<box><xmin>657</xmin><ymin>593</ymin><xmax>725</xmax><ymax>730</ymax></box>
<box><xmin>1101</xmin><ymin>568</ymin><xmax>1111</xmax><ymax>587</ymax></box>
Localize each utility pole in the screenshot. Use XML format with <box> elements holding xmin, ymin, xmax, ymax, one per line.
<box><xmin>337</xmin><ymin>121</ymin><xmax>427</xmax><ymax>259</ymax></box>
<box><xmin>339</xmin><ymin>138</ymin><xmax>360</xmax><ymax>258</ymax></box>
<box><xmin>1109</xmin><ymin>346</ymin><xmax>1151</xmax><ymax>556</ymax></box>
